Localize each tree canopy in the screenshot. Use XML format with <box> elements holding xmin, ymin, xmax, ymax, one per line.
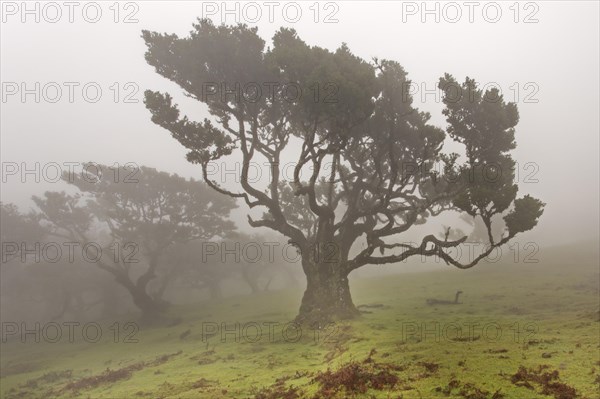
<box><xmin>33</xmin><ymin>163</ymin><xmax>237</xmax><ymax>318</ymax></box>
<box><xmin>142</xmin><ymin>19</ymin><xmax>544</xmax><ymax>321</ymax></box>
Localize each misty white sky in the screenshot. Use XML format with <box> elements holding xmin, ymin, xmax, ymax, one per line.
<box><xmin>1</xmin><ymin>1</ymin><xmax>599</xmax><ymax>247</ymax></box>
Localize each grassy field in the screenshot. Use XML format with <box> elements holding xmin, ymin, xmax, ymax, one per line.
<box><xmin>1</xmin><ymin>243</ymin><xmax>598</xmax><ymax>398</ymax></box>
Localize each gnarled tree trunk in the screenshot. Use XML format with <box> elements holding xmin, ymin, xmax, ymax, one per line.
<box><xmin>131</xmin><ymin>288</ymin><xmax>162</xmax><ymax>321</ymax></box>
<box><xmin>113</xmin><ymin>267</ymin><xmax>166</xmax><ymax>323</ymax></box>
<box><xmin>296</xmin><ymin>258</ymin><xmax>359</xmax><ymax>325</ymax></box>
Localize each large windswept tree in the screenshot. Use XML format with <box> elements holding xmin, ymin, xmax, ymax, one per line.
<box><xmin>142</xmin><ymin>20</ymin><xmax>544</xmax><ymax>323</ymax></box>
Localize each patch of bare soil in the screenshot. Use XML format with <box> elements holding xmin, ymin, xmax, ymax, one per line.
<box><xmin>311</xmin><ymin>349</ymin><xmax>405</xmax><ymax>397</ymax></box>
<box><xmin>61</xmin><ymin>351</ymin><xmax>182</xmax><ymax>394</ymax></box>
<box><xmin>510</xmin><ymin>365</ymin><xmax>582</xmax><ymax>399</ymax></box>
<box><xmin>322</xmin><ymin>324</ymin><xmax>353</xmax><ymax>363</ymax></box>
<box><xmin>251</xmin><ymin>382</ymin><xmax>303</xmax><ymax>399</ymax></box>
<box><xmin>436</xmin><ymin>377</ymin><xmax>504</xmax><ymax>399</ymax></box>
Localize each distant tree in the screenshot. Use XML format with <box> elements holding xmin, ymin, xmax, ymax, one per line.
<box><xmin>227</xmin><ymin>232</ymin><xmax>301</xmax><ymax>294</ymax></box>
<box><xmin>1</xmin><ymin>202</ymin><xmax>45</xmax><ymax>321</ymax></box>
<box><xmin>0</xmin><ymin>202</ymin><xmax>44</xmax><ymax>264</ymax></box>
<box><xmin>162</xmin><ymin>232</ymin><xmax>299</xmax><ymax>302</ymax></box>
<box><xmin>161</xmin><ymin>240</ymin><xmax>232</xmax><ymax>301</ymax></box>
<box><xmin>33</xmin><ymin>164</ymin><xmax>237</xmax><ymax>320</ymax></box>
<box><xmin>142</xmin><ymin>20</ymin><xmax>544</xmax><ymax>323</ymax></box>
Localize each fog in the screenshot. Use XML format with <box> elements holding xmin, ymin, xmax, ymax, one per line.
<box><xmin>1</xmin><ymin>2</ymin><xmax>599</xmax><ymax>398</ymax></box>
<box><xmin>2</xmin><ymin>2</ymin><xmax>598</xmax><ymax>245</ymax></box>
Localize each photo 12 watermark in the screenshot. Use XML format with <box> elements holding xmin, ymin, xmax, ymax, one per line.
<box><xmin>1</xmin><ymin>82</ymin><xmax>141</xmax><ymax>104</ymax></box>
<box><xmin>198</xmin><ymin>81</ymin><xmax>339</xmax><ymax>104</ymax></box>
<box><xmin>1</xmin><ymin>1</ymin><xmax>141</xmax><ymax>24</ymax></box>
<box><xmin>398</xmin><ymin>320</ymin><xmax>538</xmax><ymax>343</ymax></box>
<box><xmin>1</xmin><ymin>241</ymin><xmax>140</xmax><ymax>265</ymax></box>
<box><xmin>200</xmin><ymin>321</ymin><xmax>339</xmax><ymax>344</ymax></box>
<box><xmin>1</xmin><ymin>321</ymin><xmax>139</xmax><ymax>343</ymax></box>
<box><xmin>399</xmin><ymin>2</ymin><xmax>540</xmax><ymax>24</ymax></box>
<box><xmin>406</xmin><ymin>80</ymin><xmax>540</xmax><ymax>104</ymax></box>
<box><xmin>1</xmin><ymin>162</ymin><xmax>140</xmax><ymax>184</ymax></box>
<box><xmin>200</xmin><ymin>1</ymin><xmax>340</xmax><ymax>24</ymax></box>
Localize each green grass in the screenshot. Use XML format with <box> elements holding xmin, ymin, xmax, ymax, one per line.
<box><xmin>1</xmin><ymin>244</ymin><xmax>599</xmax><ymax>398</ymax></box>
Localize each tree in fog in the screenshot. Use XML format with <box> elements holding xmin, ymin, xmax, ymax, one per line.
<box><xmin>33</xmin><ymin>164</ymin><xmax>236</xmax><ymax>320</ymax></box>
<box><xmin>142</xmin><ymin>20</ymin><xmax>544</xmax><ymax>323</ymax></box>
<box><xmin>1</xmin><ymin>203</ymin><xmax>46</xmax><ymax>321</ymax></box>
<box><xmin>163</xmin><ymin>232</ymin><xmax>297</xmax><ymax>301</ymax></box>
<box><xmin>1</xmin><ymin>202</ymin><xmax>108</xmax><ymax>322</ymax></box>
<box><xmin>161</xmin><ymin>240</ymin><xmax>235</xmax><ymax>301</ymax></box>
<box><xmin>0</xmin><ymin>202</ymin><xmax>44</xmax><ymax>264</ymax></box>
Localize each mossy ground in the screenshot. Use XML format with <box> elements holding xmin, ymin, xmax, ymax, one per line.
<box><xmin>1</xmin><ymin>244</ymin><xmax>598</xmax><ymax>398</ymax></box>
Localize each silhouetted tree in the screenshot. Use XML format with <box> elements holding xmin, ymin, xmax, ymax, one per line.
<box><xmin>33</xmin><ymin>164</ymin><xmax>237</xmax><ymax>320</ymax></box>
<box><xmin>142</xmin><ymin>20</ymin><xmax>544</xmax><ymax>323</ymax></box>
<box><xmin>1</xmin><ymin>202</ymin><xmax>47</xmax><ymax>321</ymax></box>
<box><xmin>162</xmin><ymin>232</ymin><xmax>299</xmax><ymax>302</ymax></box>
<box><xmin>0</xmin><ymin>202</ymin><xmax>44</xmax><ymax>264</ymax></box>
